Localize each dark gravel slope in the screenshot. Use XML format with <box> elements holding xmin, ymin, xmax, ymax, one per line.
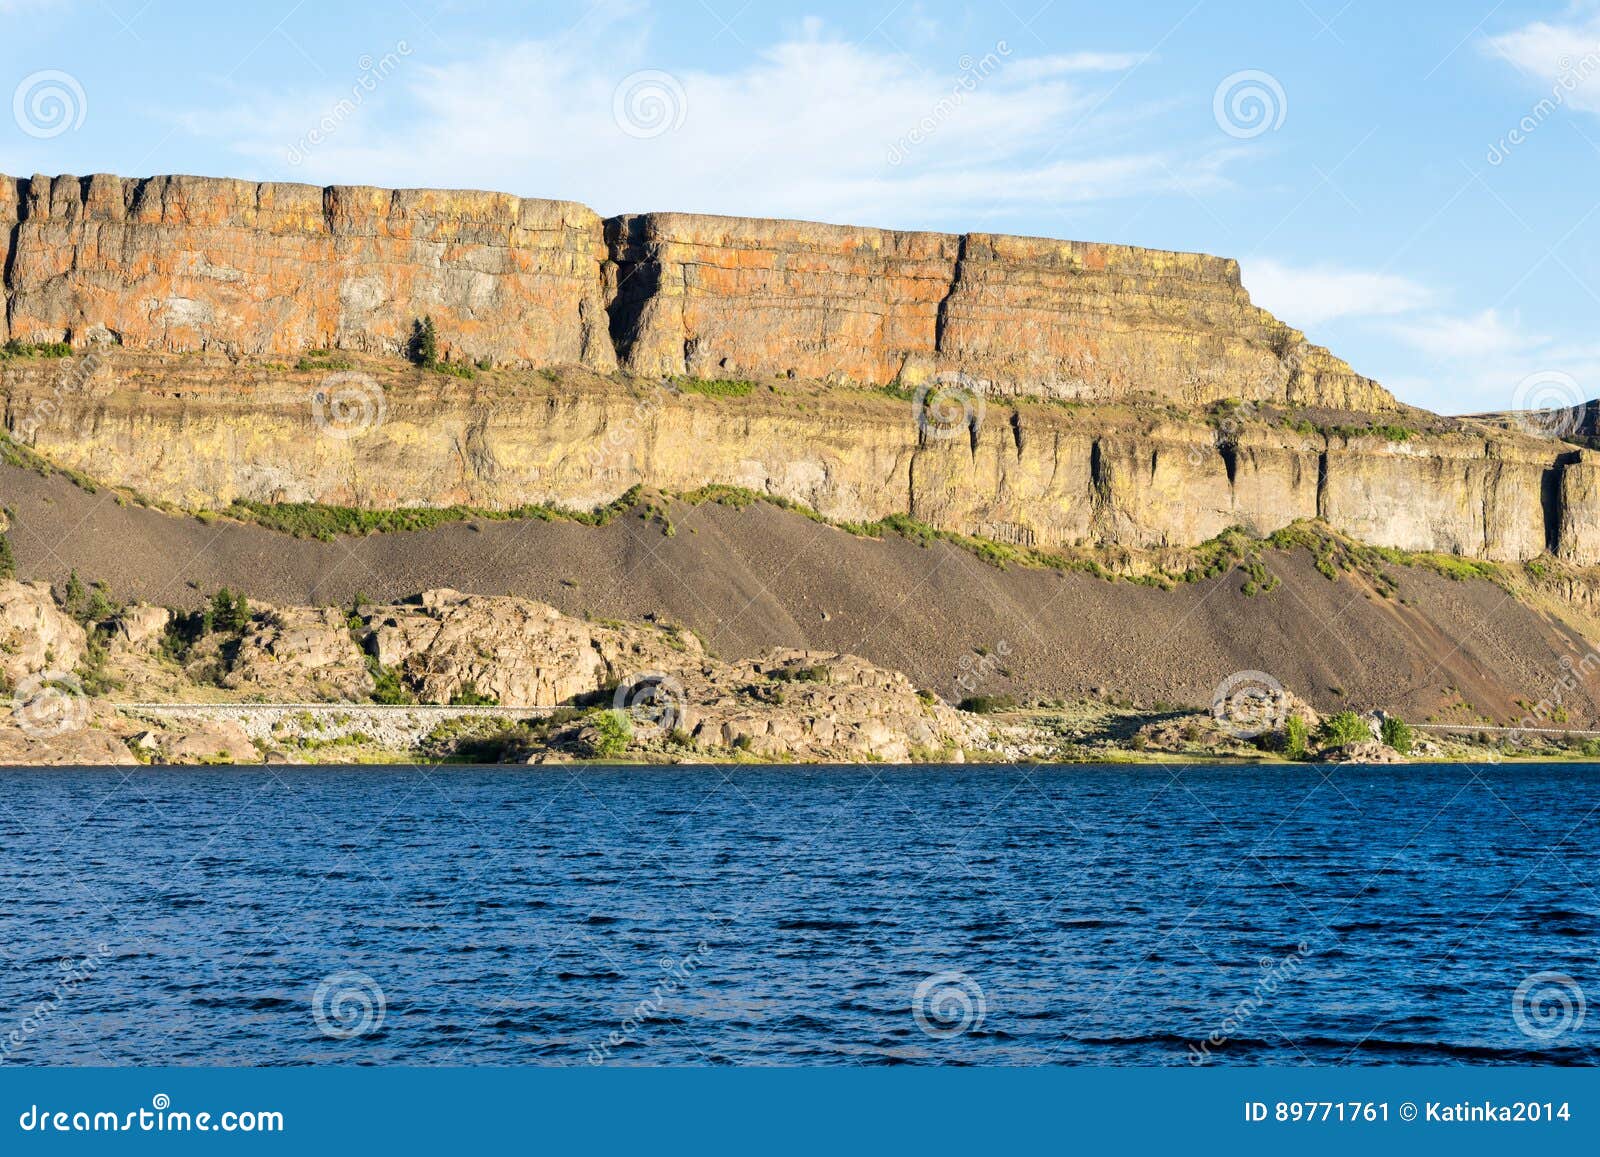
<box><xmin>2</xmin><ymin>463</ymin><xmax>1586</xmax><ymax>724</ymax></box>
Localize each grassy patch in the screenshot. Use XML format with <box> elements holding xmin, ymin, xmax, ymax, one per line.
<box><xmin>672</xmin><ymin>376</ymin><xmax>756</xmax><ymax>398</ymax></box>
<box><xmin>293</xmin><ymin>350</ymin><xmax>356</xmax><ymax>372</ymax></box>
<box><xmin>222</xmin><ymin>486</ymin><xmax>642</xmax><ymax>541</ymax></box>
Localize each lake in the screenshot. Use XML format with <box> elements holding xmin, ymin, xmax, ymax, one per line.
<box><xmin>0</xmin><ymin>764</ymin><xmax>1595</xmax><ymax>1065</ymax></box>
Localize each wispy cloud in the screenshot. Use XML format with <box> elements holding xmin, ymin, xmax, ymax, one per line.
<box><xmin>179</xmin><ymin>20</ymin><xmax>1228</xmax><ymax>226</ymax></box>
<box><xmin>1485</xmin><ymin>11</ymin><xmax>1600</xmax><ymax>115</ymax></box>
<box><xmin>1385</xmin><ymin>308</ymin><xmax>1547</xmax><ymax>361</ymax></box>
<box><xmin>1242</xmin><ymin>259</ymin><xmax>1433</xmax><ymax>327</ymax></box>
<box><xmin>1241</xmin><ymin>261</ymin><xmax>1586</xmax><ymax>413</ymax></box>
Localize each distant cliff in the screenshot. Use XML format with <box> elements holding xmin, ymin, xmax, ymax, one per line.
<box><xmin>12</xmin><ymin>171</ymin><xmax>1600</xmax><ymax>569</ymax></box>
<box><xmin>2</xmin><ymin>172</ymin><xmax>1391</xmax><ymax>410</ymax></box>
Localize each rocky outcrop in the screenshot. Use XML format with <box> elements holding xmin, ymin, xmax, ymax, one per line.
<box><xmin>2</xmin><ymin>578</ymin><xmax>982</xmax><ymax>764</ymax></box>
<box><xmin>3</xmin><ymin>172</ymin><xmax>1387</xmax><ymax>409</ymax></box>
<box><xmin>368</xmin><ymin>587</ymin><xmax>699</xmax><ymax>705</ymax></box>
<box><xmin>0</xmin><ymin>580</ymin><xmax>86</xmax><ymax>685</ymax></box>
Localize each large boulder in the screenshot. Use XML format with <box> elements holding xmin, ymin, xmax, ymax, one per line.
<box><xmin>223</xmin><ymin>606</ymin><xmax>372</xmax><ymax>701</ymax></box>
<box><xmin>364</xmin><ymin>591</ymin><xmax>701</xmax><ymax>706</ymax></box>
<box><xmin>110</xmin><ymin>604</ymin><xmax>172</xmax><ymax>653</ymax></box>
<box><xmin>0</xmin><ymin>581</ymin><xmax>87</xmax><ymax>686</ymax></box>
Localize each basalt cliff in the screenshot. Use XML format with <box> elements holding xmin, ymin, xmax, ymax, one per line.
<box><xmin>2</xmin><ymin>171</ymin><xmax>1598</xmax><ymax>569</ymax></box>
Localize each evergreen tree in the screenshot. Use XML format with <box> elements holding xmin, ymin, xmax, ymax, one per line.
<box><xmin>408</xmin><ymin>316</ymin><xmax>439</xmax><ymax>368</ymax></box>
<box><xmin>210</xmin><ymin>587</ymin><xmax>251</xmax><ymax>633</ymax></box>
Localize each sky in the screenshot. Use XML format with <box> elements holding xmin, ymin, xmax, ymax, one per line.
<box><xmin>3</xmin><ymin>0</ymin><xmax>1600</xmax><ymax>415</ymax></box>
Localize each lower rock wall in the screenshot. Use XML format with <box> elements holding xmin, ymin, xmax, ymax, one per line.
<box><xmin>1</xmin><ymin>355</ymin><xmax>1589</xmax><ymax>562</ymax></box>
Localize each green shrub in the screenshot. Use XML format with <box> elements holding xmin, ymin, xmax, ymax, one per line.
<box><xmin>585</xmin><ymin>710</ymin><xmax>632</xmax><ymax>759</ymax></box>
<box><xmin>1380</xmin><ymin>716</ymin><xmax>1414</xmax><ymax>754</ymax></box>
<box><xmin>450</xmin><ymin>681</ymin><xmax>498</xmax><ymax>706</ymax></box>
<box><xmin>0</xmin><ymin>533</ymin><xmax>15</xmax><ymax>581</ymax></box>
<box><xmin>0</xmin><ymin>339</ymin><xmax>72</xmax><ymax>359</ymax></box>
<box><xmin>771</xmin><ymin>664</ymin><xmax>829</xmax><ymax>684</ymax></box>
<box><xmin>369</xmin><ymin>664</ymin><xmax>413</xmax><ymax>705</ymax></box>
<box><xmin>958</xmin><ymin>694</ymin><xmax>1019</xmax><ymax>714</ymax></box>
<box><xmin>1284</xmin><ymin>715</ymin><xmax>1309</xmax><ymax>759</ymax></box>
<box><xmin>1318</xmin><ymin>710</ymin><xmax>1370</xmax><ymax>748</ymax></box>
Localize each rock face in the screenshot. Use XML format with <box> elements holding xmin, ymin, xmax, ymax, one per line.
<box><xmin>4</xmin><ymin>354</ymin><xmax>1586</xmax><ymax>562</ymax></box>
<box><xmin>1</xmin><ymin>174</ymin><xmax>613</xmax><ymax>369</ymax></box>
<box><xmin>2</xmin><ymin>172</ymin><xmax>1387</xmax><ymax>409</ymax></box>
<box><xmin>0</xmin><ymin>579</ymin><xmax>982</xmax><ymax>764</ymax></box>
<box><xmin>0</xmin><ymin>580</ymin><xmax>86</xmax><ymax>685</ymax></box>
<box><xmin>368</xmin><ymin>588</ymin><xmax>698</xmax><ymax>705</ymax></box>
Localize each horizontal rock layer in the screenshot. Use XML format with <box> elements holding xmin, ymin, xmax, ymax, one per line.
<box><xmin>2</xmin><ymin>172</ymin><xmax>1391</xmax><ymax>409</ymax></box>
<box><xmin>2</xmin><ymin>356</ymin><xmax>1588</xmax><ymax>562</ymax></box>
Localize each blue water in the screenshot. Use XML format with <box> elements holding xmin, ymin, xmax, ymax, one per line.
<box><xmin>0</xmin><ymin>764</ymin><xmax>1595</xmax><ymax>1066</ymax></box>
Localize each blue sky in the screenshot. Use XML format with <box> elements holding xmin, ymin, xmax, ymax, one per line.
<box><xmin>3</xmin><ymin>0</ymin><xmax>1599</xmax><ymax>415</ymax></box>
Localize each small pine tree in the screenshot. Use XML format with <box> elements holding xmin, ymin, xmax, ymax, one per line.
<box><xmin>210</xmin><ymin>588</ymin><xmax>251</xmax><ymax>633</ymax></box>
<box><xmin>64</xmin><ymin>570</ymin><xmax>86</xmax><ymax>615</ymax></box>
<box><xmin>408</xmin><ymin>316</ymin><xmax>439</xmax><ymax>368</ymax></box>
<box><xmin>0</xmin><ymin>532</ymin><xmax>14</xmax><ymax>581</ymax></box>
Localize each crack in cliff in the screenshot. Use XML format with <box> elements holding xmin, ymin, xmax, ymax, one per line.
<box><xmin>932</xmin><ymin>234</ymin><xmax>968</xmax><ymax>355</ymax></box>
<box><xmin>1315</xmin><ymin>448</ymin><xmax>1329</xmax><ymax>521</ymax></box>
<box><xmin>602</xmin><ymin>215</ymin><xmax>662</xmax><ymax>369</ymax></box>
<box><xmin>2</xmin><ymin>177</ymin><xmax>26</xmax><ymax>337</ymax></box>
<box><xmin>1544</xmin><ymin>449</ymin><xmax>1583</xmax><ymax>555</ymax></box>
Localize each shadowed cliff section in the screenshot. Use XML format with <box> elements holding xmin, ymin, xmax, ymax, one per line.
<box><xmin>2</xmin><ymin>461</ymin><xmax>1591</xmax><ymax>727</ymax></box>
<box><xmin>0</xmin><ymin>170</ymin><xmax>1392</xmax><ymax>410</ymax></box>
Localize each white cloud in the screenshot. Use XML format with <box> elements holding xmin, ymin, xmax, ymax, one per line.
<box><xmin>1242</xmin><ymin>260</ymin><xmax>1433</xmax><ymax>327</ymax></box>
<box><xmin>1385</xmin><ymin>308</ymin><xmax>1546</xmax><ymax>362</ymax></box>
<box><xmin>1004</xmin><ymin>52</ymin><xmax>1150</xmax><ymax>81</ymax></box>
<box><xmin>1485</xmin><ymin>13</ymin><xmax>1600</xmax><ymax>115</ymax></box>
<box><xmin>181</xmin><ymin>21</ymin><xmax>1222</xmax><ymax>227</ymax></box>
